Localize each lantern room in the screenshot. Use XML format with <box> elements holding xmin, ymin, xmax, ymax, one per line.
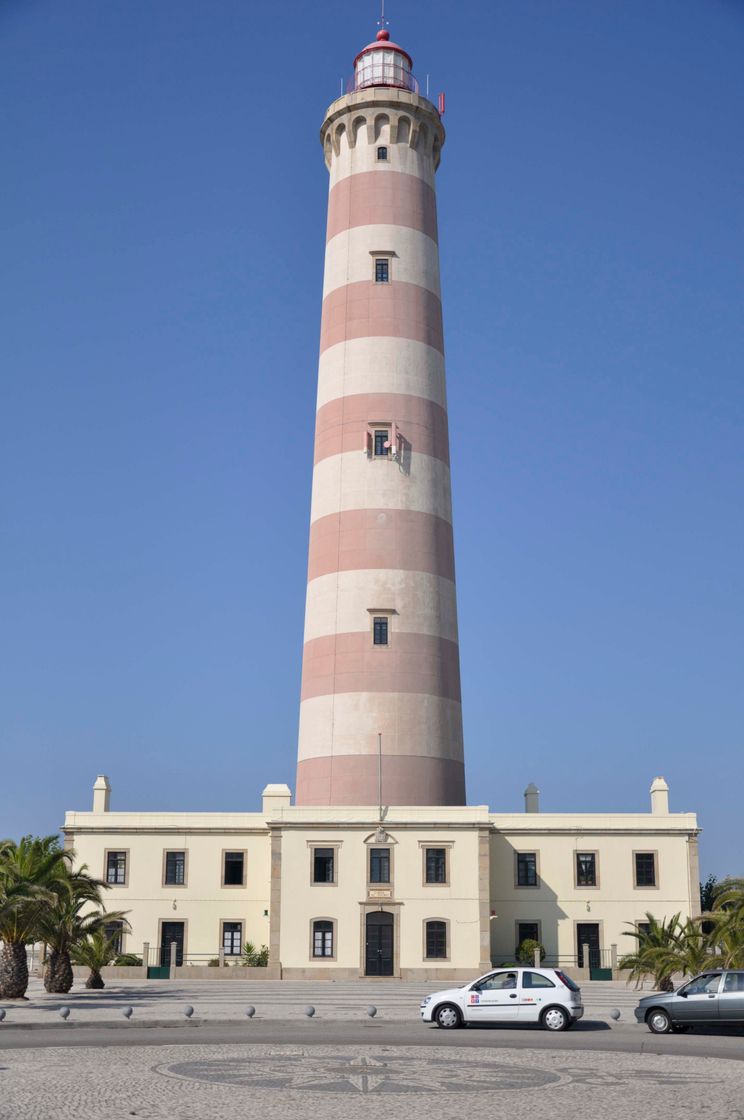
<box><xmin>354</xmin><ymin>29</ymin><xmax>417</xmax><ymax>93</ymax></box>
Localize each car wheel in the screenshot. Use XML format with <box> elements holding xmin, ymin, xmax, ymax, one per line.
<box><xmin>647</xmin><ymin>1009</ymin><xmax>672</xmax><ymax>1034</ymax></box>
<box><xmin>435</xmin><ymin>1003</ymin><xmax>462</xmax><ymax>1029</ymax></box>
<box><xmin>541</xmin><ymin>1006</ymin><xmax>569</xmax><ymax>1032</ymax></box>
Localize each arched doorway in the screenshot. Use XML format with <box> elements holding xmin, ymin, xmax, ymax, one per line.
<box><xmin>365</xmin><ymin>910</ymin><xmax>394</xmax><ymax>976</ymax></box>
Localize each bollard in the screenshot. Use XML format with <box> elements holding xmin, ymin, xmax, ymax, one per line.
<box><xmin>0</xmin><ymin>1009</ymin><xmax>6</xmax><ymax>1023</ymax></box>
<box><xmin>123</xmin><ymin>1006</ymin><xmax>134</xmax><ymax>1019</ymax></box>
<box><xmin>184</xmin><ymin>1005</ymin><xmax>194</xmax><ymax>1019</ymax></box>
<box><xmin>59</xmin><ymin>1007</ymin><xmax>70</xmax><ymax>1021</ymax></box>
<box><xmin>304</xmin><ymin>1005</ymin><xmax>316</xmax><ymax>1018</ymax></box>
<box><xmin>245</xmin><ymin>1006</ymin><xmax>256</xmax><ymax>1019</ymax></box>
<box><xmin>366</xmin><ymin>1005</ymin><xmax>377</xmax><ymax>1018</ymax></box>
<box><xmin>610</xmin><ymin>1008</ymin><xmax>621</xmax><ymax>1021</ymax></box>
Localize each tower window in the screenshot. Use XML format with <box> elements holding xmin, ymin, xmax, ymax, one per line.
<box><xmin>375</xmin><ymin>258</ymin><xmax>390</xmax><ymax>283</ymax></box>
<box><xmin>373</xmin><ymin>616</ymin><xmax>389</xmax><ymax>646</ymax></box>
<box><xmin>373</xmin><ymin>429</ymin><xmax>389</xmax><ymax>457</ymax></box>
<box><xmin>377</xmin><ymin>145</ymin><xmax>388</xmax><ymax>161</ymax></box>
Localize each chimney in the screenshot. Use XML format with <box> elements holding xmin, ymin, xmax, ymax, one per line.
<box><xmin>524</xmin><ymin>783</ymin><xmax>540</xmax><ymax>813</ymax></box>
<box><xmin>262</xmin><ymin>783</ymin><xmax>292</xmax><ymax>815</ymax></box>
<box><xmin>92</xmin><ymin>775</ymin><xmax>111</xmax><ymax>813</ymax></box>
<box><xmin>650</xmin><ymin>776</ymin><xmax>669</xmax><ymax>815</ymax></box>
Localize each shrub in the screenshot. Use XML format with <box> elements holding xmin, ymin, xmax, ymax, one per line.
<box><xmin>517</xmin><ymin>938</ymin><xmax>546</xmax><ymax>965</ymax></box>
<box><xmin>114</xmin><ymin>954</ymin><xmax>141</xmax><ymax>967</ymax></box>
<box><xmin>241</xmin><ymin>941</ymin><xmax>269</xmax><ymax>967</ymax></box>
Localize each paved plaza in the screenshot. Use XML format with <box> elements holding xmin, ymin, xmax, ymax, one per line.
<box><xmin>0</xmin><ymin>1040</ymin><xmax>742</xmax><ymax>1120</ymax></box>
<box><xmin>1</xmin><ymin>979</ymin><xmax>742</xmax><ymax>1117</ymax></box>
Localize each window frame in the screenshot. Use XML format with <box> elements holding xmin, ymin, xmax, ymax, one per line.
<box><xmin>422</xmin><ymin>845</ymin><xmax>449</xmax><ymax>886</ymax></box>
<box><xmin>221</xmin><ymin>849</ymin><xmax>247</xmax><ymax>888</ymax></box>
<box><xmin>368</xmin><ymin>846</ymin><xmax>391</xmax><ymax>885</ymax></box>
<box><xmin>424</xmin><ymin>918</ymin><xmax>449</xmax><ymax>961</ymax></box>
<box><xmin>162</xmin><ymin>849</ymin><xmax>188</xmax><ymax>888</ymax></box>
<box><xmin>515</xmin><ymin>850</ymin><xmax>540</xmax><ymax>889</ymax></box>
<box><xmin>310</xmin><ymin>918</ymin><xmax>337</xmax><ymax>960</ymax></box>
<box><xmin>372</xmin><ymin>615</ymin><xmax>389</xmax><ymax>646</ymax></box>
<box><xmin>374</xmin><ymin>256</ymin><xmax>390</xmax><ymax>283</ymax></box>
<box><xmin>633</xmin><ymin>850</ymin><xmax>659</xmax><ymax>889</ymax></box>
<box><xmin>220</xmin><ymin>920</ymin><xmax>243</xmax><ymax>957</ymax></box>
<box><xmin>309</xmin><ymin>843</ymin><xmax>340</xmax><ymax>886</ymax></box>
<box><xmin>103</xmin><ymin>920</ymin><xmax>125</xmax><ymax>955</ymax></box>
<box><xmin>104</xmin><ymin>849</ymin><xmax>129</xmax><ymax>888</ymax></box>
<box><xmin>574</xmin><ymin>850</ymin><xmax>599</xmax><ymax>889</ymax></box>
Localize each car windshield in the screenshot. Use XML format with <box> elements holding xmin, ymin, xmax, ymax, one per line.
<box><xmin>679</xmin><ymin>973</ymin><xmax>722</xmax><ymax>996</ymax></box>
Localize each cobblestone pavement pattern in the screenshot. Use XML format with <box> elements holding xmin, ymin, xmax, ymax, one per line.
<box><xmin>0</xmin><ymin>1043</ymin><xmax>742</xmax><ymax>1120</ymax></box>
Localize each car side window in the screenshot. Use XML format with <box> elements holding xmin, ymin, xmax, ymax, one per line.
<box><xmin>523</xmin><ymin>971</ymin><xmax>555</xmax><ymax>989</ymax></box>
<box><xmin>724</xmin><ymin>973</ymin><xmax>744</xmax><ymax>993</ymax></box>
<box><xmin>682</xmin><ymin>973</ymin><xmax>722</xmax><ymax>995</ymax></box>
<box><xmin>476</xmin><ymin>971</ymin><xmax>519</xmax><ymax>991</ymax></box>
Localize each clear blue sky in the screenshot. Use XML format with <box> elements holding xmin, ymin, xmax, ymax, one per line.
<box><xmin>2</xmin><ymin>1</ymin><xmax>742</xmax><ymax>879</ymax></box>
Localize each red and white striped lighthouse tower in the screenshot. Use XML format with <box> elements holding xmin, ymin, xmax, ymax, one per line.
<box><xmin>295</xmin><ymin>27</ymin><xmax>465</xmax><ymax>807</ymax></box>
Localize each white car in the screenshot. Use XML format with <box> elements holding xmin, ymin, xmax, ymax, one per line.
<box><xmin>420</xmin><ymin>967</ymin><xmax>584</xmax><ymax>1031</ymax></box>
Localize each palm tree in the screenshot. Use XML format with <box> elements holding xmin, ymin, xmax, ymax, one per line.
<box><xmin>71</xmin><ymin>928</ymin><xmax>127</xmax><ymax>989</ymax></box>
<box><xmin>0</xmin><ymin>836</ymin><xmax>71</xmax><ymax>1000</ymax></box>
<box><xmin>705</xmin><ymin>878</ymin><xmax>744</xmax><ymax>968</ymax></box>
<box><xmin>37</xmin><ymin>869</ymin><xmax>127</xmax><ymax>994</ymax></box>
<box><xmin>619</xmin><ymin>912</ymin><xmax>683</xmax><ymax>991</ymax></box>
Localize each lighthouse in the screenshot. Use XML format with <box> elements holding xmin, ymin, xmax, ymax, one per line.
<box><xmin>295</xmin><ymin>27</ymin><xmax>465</xmax><ymax>807</ymax></box>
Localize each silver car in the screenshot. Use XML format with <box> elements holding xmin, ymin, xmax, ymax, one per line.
<box><xmin>635</xmin><ymin>970</ymin><xmax>744</xmax><ymax>1033</ymax></box>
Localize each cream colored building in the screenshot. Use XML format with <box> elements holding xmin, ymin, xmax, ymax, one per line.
<box><xmin>62</xmin><ymin>775</ymin><xmax>699</xmax><ymax>981</ymax></box>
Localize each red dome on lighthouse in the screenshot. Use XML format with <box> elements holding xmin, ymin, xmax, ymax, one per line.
<box><xmin>353</xmin><ymin>28</ymin><xmax>416</xmax><ymax>92</ymax></box>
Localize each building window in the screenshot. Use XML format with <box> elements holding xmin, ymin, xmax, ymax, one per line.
<box><xmin>377</xmin><ymin>145</ymin><xmax>388</xmax><ymax>161</ymax></box>
<box><xmin>425</xmin><ymin>920</ymin><xmax>447</xmax><ymax>959</ymax></box>
<box><xmin>222</xmin><ymin>922</ymin><xmax>242</xmax><ymax>956</ymax></box>
<box><xmin>373</xmin><ymin>616</ymin><xmax>389</xmax><ymax>646</ymax></box>
<box><xmin>223</xmin><ymin>851</ymin><xmax>245</xmax><ymax>886</ymax></box>
<box><xmin>635</xmin><ymin>852</ymin><xmax>657</xmax><ymax>888</ymax></box>
<box><xmin>106</xmin><ymin>851</ymin><xmax>127</xmax><ymax>886</ymax></box>
<box><xmin>373</xmin><ymin>428</ymin><xmax>390</xmax><ymax>457</ymax></box>
<box><xmin>312</xmin><ymin>919</ymin><xmax>334</xmax><ymax>958</ymax></box>
<box><xmin>164</xmin><ymin>851</ymin><xmax>186</xmax><ymax>886</ymax></box>
<box><xmin>313</xmin><ymin>847</ymin><xmax>335</xmax><ymax>884</ymax></box>
<box><xmin>636</xmin><ymin>921</ymin><xmax>651</xmax><ymax>939</ymax></box>
<box><xmin>374</xmin><ymin>258</ymin><xmax>390</xmax><ymax>283</ymax></box>
<box><xmin>425</xmin><ymin>847</ymin><xmax>447</xmax><ymax>884</ymax></box>
<box><xmin>104</xmin><ymin>921</ymin><xmax>124</xmax><ymax>955</ymax></box>
<box><xmin>576</xmin><ymin>852</ymin><xmax>597</xmax><ymax>887</ymax></box>
<box><xmin>516</xmin><ymin>852</ymin><xmax>538</xmax><ymax>887</ymax></box>
<box><xmin>369</xmin><ymin>847</ymin><xmax>390</xmax><ymax>883</ymax></box>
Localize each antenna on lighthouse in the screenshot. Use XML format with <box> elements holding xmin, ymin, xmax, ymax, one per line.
<box><xmin>378</xmin><ymin>0</ymin><xmax>389</xmax><ymax>33</ymax></box>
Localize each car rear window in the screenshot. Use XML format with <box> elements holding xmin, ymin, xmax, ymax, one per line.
<box><xmin>555</xmin><ymin>970</ymin><xmax>580</xmax><ymax>992</ymax></box>
<box><xmin>523</xmin><ymin>971</ymin><xmax>555</xmax><ymax>989</ymax></box>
